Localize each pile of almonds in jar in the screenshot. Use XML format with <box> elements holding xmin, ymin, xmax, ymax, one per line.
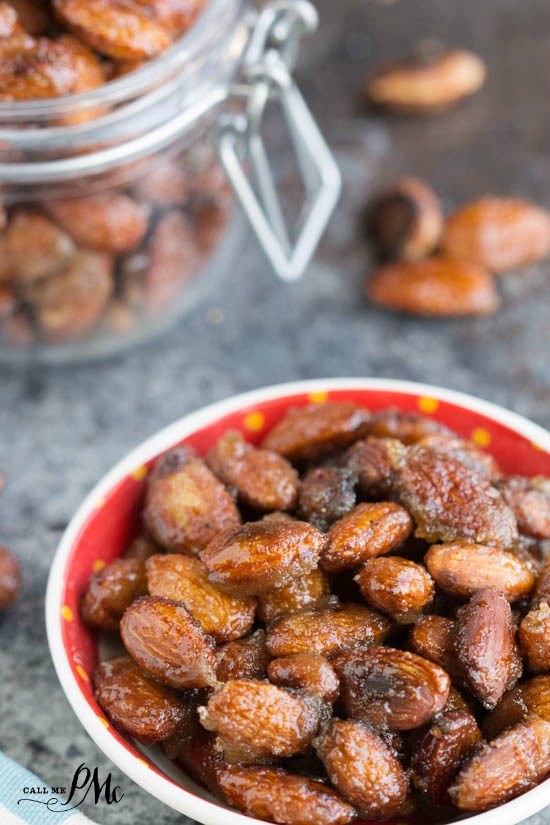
<box><xmin>0</xmin><ymin>0</ymin><xmax>234</xmax><ymax>349</ymax></box>
<box><xmin>83</xmin><ymin>400</ymin><xmax>550</xmax><ymax>824</ymax></box>
<box><xmin>364</xmin><ymin>177</ymin><xmax>550</xmax><ymax>317</ymax></box>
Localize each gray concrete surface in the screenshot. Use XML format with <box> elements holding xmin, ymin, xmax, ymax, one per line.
<box><xmin>1</xmin><ymin>0</ymin><xmax>550</xmax><ymax>822</ymax></box>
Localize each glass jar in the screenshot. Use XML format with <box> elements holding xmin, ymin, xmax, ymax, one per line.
<box><xmin>0</xmin><ymin>0</ymin><xmax>341</xmax><ymax>362</ymax></box>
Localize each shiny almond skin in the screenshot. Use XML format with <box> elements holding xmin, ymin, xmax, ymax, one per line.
<box><xmin>455</xmin><ymin>588</ymin><xmax>522</xmax><ymax>709</ymax></box>
<box><xmin>144</xmin><ymin>446</ymin><xmax>241</xmax><ymax>555</ymax></box>
<box><xmin>323</xmin><ymin>502</ymin><xmax>413</xmax><ymax>572</ymax></box>
<box><xmin>411</xmin><ymin>709</ymin><xmax>481</xmax><ymax>806</ymax></box>
<box><xmin>268</xmin><ymin>654</ymin><xmax>340</xmax><ymax>703</ymax></box>
<box><xmin>367</xmin><ymin>408</ymin><xmax>453</xmax><ymax>444</ymax></box>
<box><xmin>146</xmin><ymin>553</ymin><xmax>255</xmax><ymax>643</ymax></box>
<box><xmin>93</xmin><ymin>656</ymin><xmax>189</xmax><ymax>746</ymax></box>
<box><xmin>266</xmin><ymin>603</ymin><xmax>391</xmax><ymax>659</ymax></box>
<box><xmin>344</xmin><ymin>437</ymin><xmax>395</xmax><ymax>499</ymax></box>
<box><xmin>206</xmin><ymin>430</ymin><xmax>299</xmax><ymax>512</ymax></box>
<box><xmin>366</xmin><ymin>257</ymin><xmax>499</xmax><ymax>317</ymax></box>
<box><xmin>123</xmin><ymin>534</ymin><xmax>160</xmax><ymax>562</ymax></box>
<box><xmin>410</xmin><ymin>614</ymin><xmax>461</xmax><ymax>682</ymax></box>
<box><xmin>45</xmin><ymin>193</ymin><xmax>149</xmax><ymax>253</ymax></box>
<box><xmin>143</xmin><ymin>209</ymin><xmax>197</xmax><ymax>314</ymax></box>
<box><xmin>364</xmin><ymin>49</ymin><xmax>486</xmax><ymax>113</ymax></box>
<box><xmin>199</xmin><ymin>680</ymin><xmax>322</xmax><ymax>760</ymax></box>
<box><xmin>261</xmin><ymin>402</ymin><xmax>371</xmax><ymax>464</ymax></box>
<box><xmin>216</xmin><ymin>629</ymin><xmax>269</xmax><ymax>683</ymax></box>
<box><xmin>484</xmin><ymin>675</ymin><xmax>550</xmax><ymax>739</ymax></box>
<box><xmin>450</xmin><ymin>717</ymin><xmax>550</xmax><ymax>811</ymax></box>
<box><xmin>314</xmin><ymin>719</ymin><xmax>409</xmax><ymax>819</ymax></box>
<box><xmin>425</xmin><ymin>542</ymin><xmax>535</xmax><ymax>602</ymax></box>
<box><xmin>120</xmin><ymin>595</ymin><xmax>216</xmax><ymax>689</ymax></box>
<box><xmin>519</xmin><ymin>603</ymin><xmax>550</xmax><ymax>673</ymax></box>
<box><xmin>81</xmin><ymin>557</ymin><xmax>147</xmax><ymax>630</ymax></box>
<box><xmin>367</xmin><ymin>177</ymin><xmax>443</xmax><ymax>262</ymax></box>
<box><xmin>533</xmin><ymin>555</ymin><xmax>550</xmax><ymax>605</ymax></box>
<box><xmin>202</xmin><ymin>519</ymin><xmax>325</xmax><ymax>597</ymax></box>
<box><xmin>1</xmin><ymin>210</ymin><xmax>75</xmax><ymax>284</ymax></box>
<box><xmin>391</xmin><ymin>443</ymin><xmax>518</xmax><ymax>547</ymax></box>
<box><xmin>333</xmin><ymin>646</ymin><xmax>450</xmax><ymax>730</ymax></box>
<box><xmin>0</xmin><ymin>545</ymin><xmax>22</xmax><ymax>611</ymax></box>
<box><xmin>418</xmin><ymin>433</ymin><xmax>502</xmax><ymax>482</ymax></box>
<box><xmin>297</xmin><ymin>466</ymin><xmax>357</xmax><ymax>532</ymax></box>
<box><xmin>218</xmin><ymin>765</ymin><xmax>356</xmax><ymax>825</ymax></box>
<box><xmin>498</xmin><ymin>475</ymin><xmax>550</xmax><ymax>539</ymax></box>
<box><xmin>257</xmin><ymin>566</ymin><xmax>331</xmax><ymax>624</ymax></box>
<box><xmin>53</xmin><ymin>0</ymin><xmax>173</xmax><ymax>60</ymax></box>
<box><xmin>441</xmin><ymin>197</ymin><xmax>550</xmax><ymax>273</ymax></box>
<box><xmin>355</xmin><ymin>556</ymin><xmax>435</xmax><ymax>624</ymax></box>
<box><xmin>177</xmin><ymin>726</ymin><xmax>228</xmax><ymax>800</ymax></box>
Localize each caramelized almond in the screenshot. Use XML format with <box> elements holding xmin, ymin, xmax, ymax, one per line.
<box><xmin>498</xmin><ymin>475</ymin><xmax>550</xmax><ymax>539</ymax></box>
<box><xmin>0</xmin><ymin>545</ymin><xmax>21</xmax><ymax>611</ymax></box>
<box><xmin>257</xmin><ymin>566</ymin><xmax>331</xmax><ymax>624</ymax></box>
<box><xmin>268</xmin><ymin>653</ymin><xmax>340</xmax><ymax>703</ymax></box>
<box><xmin>120</xmin><ymin>595</ymin><xmax>217</xmax><ymax>689</ymax></box>
<box><xmin>519</xmin><ymin>602</ymin><xmax>550</xmax><ymax>674</ymax></box>
<box><xmin>81</xmin><ymin>557</ymin><xmax>147</xmax><ymax>630</ymax></box>
<box><xmin>484</xmin><ymin>675</ymin><xmax>550</xmax><ymax>739</ymax></box>
<box><xmin>425</xmin><ymin>542</ymin><xmax>535</xmax><ymax>602</ymax></box>
<box><xmin>323</xmin><ymin>502</ymin><xmax>413</xmax><ymax>572</ymax></box>
<box><xmin>410</xmin><ymin>614</ymin><xmax>460</xmax><ymax>681</ymax></box>
<box><xmin>366</xmin><ymin>257</ymin><xmax>499</xmax><ymax>317</ymax></box>
<box><xmin>355</xmin><ymin>556</ymin><xmax>435</xmax><ymax>624</ymax></box>
<box><xmin>146</xmin><ymin>553</ymin><xmax>255</xmax><ymax>643</ymax></box>
<box><xmin>216</xmin><ymin>629</ymin><xmax>268</xmax><ymax>683</ymax></box>
<box><xmin>218</xmin><ymin>765</ymin><xmax>356</xmax><ymax>825</ymax></box>
<box><xmin>442</xmin><ymin>197</ymin><xmax>550</xmax><ymax>272</ymax></box>
<box><xmin>333</xmin><ymin>646</ymin><xmax>450</xmax><ymax>730</ymax></box>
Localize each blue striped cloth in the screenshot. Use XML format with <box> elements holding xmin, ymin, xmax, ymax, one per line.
<box><xmin>0</xmin><ymin>752</ymin><xmax>97</xmax><ymax>825</ymax></box>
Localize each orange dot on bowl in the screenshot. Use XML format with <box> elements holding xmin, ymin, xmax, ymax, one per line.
<box><xmin>98</xmin><ymin>717</ymin><xmax>110</xmax><ymax>729</ymax></box>
<box><xmin>243</xmin><ymin>411</ymin><xmax>265</xmax><ymax>433</ymax></box>
<box><xmin>472</xmin><ymin>427</ymin><xmax>491</xmax><ymax>448</ymax></box>
<box><xmin>95</xmin><ymin>496</ymin><xmax>106</xmax><ymax>509</ymax></box>
<box><xmin>76</xmin><ymin>665</ymin><xmax>89</xmax><ymax>682</ymax></box>
<box><xmin>61</xmin><ymin>605</ymin><xmax>73</xmax><ymax>622</ymax></box>
<box><xmin>308</xmin><ymin>390</ymin><xmax>328</xmax><ymax>404</ymax></box>
<box><xmin>531</xmin><ymin>441</ymin><xmax>545</xmax><ymax>452</ymax></box>
<box><xmin>92</xmin><ymin>559</ymin><xmax>106</xmax><ymax>573</ymax></box>
<box><xmin>417</xmin><ymin>396</ymin><xmax>439</xmax><ymax>415</ymax></box>
<box><xmin>137</xmin><ymin>758</ymin><xmax>149</xmax><ymax>768</ymax></box>
<box><xmin>131</xmin><ymin>465</ymin><xmax>148</xmax><ymax>481</ymax></box>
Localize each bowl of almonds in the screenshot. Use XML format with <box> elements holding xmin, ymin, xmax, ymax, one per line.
<box><xmin>46</xmin><ymin>378</ymin><xmax>550</xmax><ymax>825</ymax></box>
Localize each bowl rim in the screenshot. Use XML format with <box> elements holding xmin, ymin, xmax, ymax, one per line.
<box><xmin>46</xmin><ymin>377</ymin><xmax>550</xmax><ymax>825</ymax></box>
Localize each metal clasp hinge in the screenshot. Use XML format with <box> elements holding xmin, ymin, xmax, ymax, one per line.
<box><xmin>215</xmin><ymin>0</ymin><xmax>341</xmax><ymax>282</ymax></box>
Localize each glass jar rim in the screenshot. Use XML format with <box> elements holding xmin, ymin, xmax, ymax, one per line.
<box><xmin>0</xmin><ymin>0</ymin><xmax>245</xmax><ymax>122</ymax></box>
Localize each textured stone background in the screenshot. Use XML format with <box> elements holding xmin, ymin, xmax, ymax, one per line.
<box><xmin>1</xmin><ymin>0</ymin><xmax>550</xmax><ymax>822</ymax></box>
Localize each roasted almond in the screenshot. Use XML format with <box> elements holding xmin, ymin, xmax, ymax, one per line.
<box><xmin>257</xmin><ymin>566</ymin><xmax>331</xmax><ymax>624</ymax></box>
<box><xmin>519</xmin><ymin>602</ymin><xmax>550</xmax><ymax>674</ymax></box>
<box><xmin>367</xmin><ymin>177</ymin><xmax>443</xmax><ymax>262</ymax></box>
<box><xmin>450</xmin><ymin>717</ymin><xmax>550</xmax><ymax>811</ymax></box>
<box><xmin>215</xmin><ymin>629</ymin><xmax>268</xmax><ymax>683</ymax></box>
<box><xmin>411</xmin><ymin>709</ymin><xmax>481</xmax><ymax>807</ymax></box>
<box><xmin>410</xmin><ymin>614</ymin><xmax>461</xmax><ymax>682</ymax></box>
<box><xmin>333</xmin><ymin>646</ymin><xmax>450</xmax><ymax>730</ymax></box>
<box><xmin>266</xmin><ymin>603</ymin><xmax>391</xmax><ymax>659</ymax></box>
<box><xmin>366</xmin><ymin>257</ymin><xmax>499</xmax><ymax>317</ymax></box>
<box><xmin>454</xmin><ymin>588</ymin><xmax>522</xmax><ymax>709</ymax></box>
<box><xmin>364</xmin><ymin>49</ymin><xmax>486</xmax><ymax>113</ymax></box>
<box><xmin>425</xmin><ymin>542</ymin><xmax>535</xmax><ymax>602</ymax></box>
<box><xmin>344</xmin><ymin>436</ymin><xmax>395</xmax><ymax>499</ymax></box>
<box><xmin>206</xmin><ymin>430</ymin><xmax>299</xmax><ymax>512</ymax></box>
<box><xmin>391</xmin><ymin>443</ymin><xmax>518</xmax><ymax>547</ymax></box>
<box><xmin>202</xmin><ymin>519</ymin><xmax>325</xmax><ymax>597</ymax></box>
<box><xmin>418</xmin><ymin>433</ymin><xmax>502</xmax><ymax>481</ymax></box>
<box><xmin>322</xmin><ymin>502</ymin><xmax>413</xmax><ymax>572</ymax></box>
<box><xmin>261</xmin><ymin>402</ymin><xmax>371</xmax><ymax>463</ymax></box>
<box><xmin>146</xmin><ymin>553</ymin><xmax>255</xmax><ymax>643</ymax></box>
<box><xmin>355</xmin><ymin>556</ymin><xmax>435</xmax><ymax>624</ymax></box>
<box><xmin>144</xmin><ymin>446</ymin><xmax>241</xmax><ymax>555</ymax></box>
<box><xmin>120</xmin><ymin>595</ymin><xmax>217</xmax><ymax>689</ymax></box>
<box><xmin>199</xmin><ymin>680</ymin><xmax>322</xmax><ymax>761</ymax></box>
<box><xmin>314</xmin><ymin>719</ymin><xmax>409</xmax><ymax>819</ymax></box>
<box><xmin>268</xmin><ymin>653</ymin><xmax>340</xmax><ymax>704</ymax></box>
<box><xmin>533</xmin><ymin>554</ymin><xmax>550</xmax><ymax>606</ymax></box>
<box><xmin>93</xmin><ymin>655</ymin><xmax>190</xmax><ymax>746</ymax></box>
<box><xmin>218</xmin><ymin>765</ymin><xmax>356</xmax><ymax>825</ymax></box>
<box><xmin>441</xmin><ymin>197</ymin><xmax>550</xmax><ymax>272</ymax></box>
<box><xmin>367</xmin><ymin>408</ymin><xmax>453</xmax><ymax>444</ymax></box>
<box><xmin>483</xmin><ymin>675</ymin><xmax>550</xmax><ymax>739</ymax></box>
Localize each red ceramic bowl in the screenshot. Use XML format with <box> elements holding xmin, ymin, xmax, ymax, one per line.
<box><xmin>46</xmin><ymin>379</ymin><xmax>550</xmax><ymax>825</ymax></box>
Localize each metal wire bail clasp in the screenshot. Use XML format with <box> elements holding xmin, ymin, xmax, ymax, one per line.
<box><xmin>215</xmin><ymin>0</ymin><xmax>341</xmax><ymax>282</ymax></box>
